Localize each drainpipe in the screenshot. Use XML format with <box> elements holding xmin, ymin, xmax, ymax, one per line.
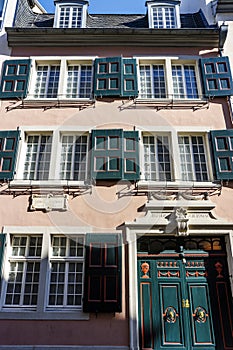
<box><xmin>218</xmin><ymin>23</ymin><xmax>233</xmax><ymax>123</ymax></box>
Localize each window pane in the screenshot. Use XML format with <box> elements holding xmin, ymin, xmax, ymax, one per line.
<box><xmin>153</xmin><ymin>65</ymin><xmax>166</xmax><ymax>98</ymax></box>
<box><xmin>5</xmin><ymin>235</ymin><xmax>42</xmax><ymax>307</ymax></box>
<box><xmin>172</xmin><ymin>65</ymin><xmax>185</xmax><ymax>99</ymax></box>
<box><xmin>49</xmin><ymin>236</ymin><xmax>84</xmax><ymax>307</ymax></box>
<box><xmin>139</xmin><ymin>64</ymin><xmax>166</xmax><ymax>98</ymax></box>
<box><xmin>143</xmin><ymin>135</ymin><xmax>171</xmax><ymax>181</ymax></box>
<box><xmin>23</xmin><ymin>135</ymin><xmax>52</xmax><ymax>180</ymax></box>
<box><xmin>34</xmin><ymin>65</ymin><xmax>60</xmax><ymax>98</ymax></box>
<box><xmin>184</xmin><ymin>65</ymin><xmax>198</xmax><ymax>98</ymax></box>
<box><xmin>66</xmin><ymin>65</ymin><xmax>92</xmax><ymax>98</ymax></box>
<box><xmin>172</xmin><ymin>65</ymin><xmax>198</xmax><ymax>99</ymax></box>
<box><xmin>178</xmin><ymin>135</ymin><xmax>208</xmax><ymax>181</ymax></box>
<box><xmin>59</xmin><ymin>135</ymin><xmax>88</xmax><ymax>181</ymax></box>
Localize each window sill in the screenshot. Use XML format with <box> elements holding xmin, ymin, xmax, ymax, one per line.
<box><xmin>8</xmin><ymin>180</ymin><xmax>92</xmax><ymax>196</ymax></box>
<box><xmin>0</xmin><ymin>309</ymin><xmax>89</xmax><ymax>320</ymax></box>
<box><xmin>133</xmin><ymin>97</ymin><xmax>209</xmax><ymax>110</ymax></box>
<box><xmin>137</xmin><ymin>180</ymin><xmax>221</xmax><ymax>190</ymax></box>
<box><xmin>6</xmin><ymin>97</ymin><xmax>95</xmax><ymax>111</ymax></box>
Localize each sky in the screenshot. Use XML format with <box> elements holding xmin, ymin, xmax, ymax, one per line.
<box><xmin>38</xmin><ymin>0</ymin><xmax>147</xmax><ymax>14</ymax></box>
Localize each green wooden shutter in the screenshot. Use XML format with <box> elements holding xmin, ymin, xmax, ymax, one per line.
<box><xmin>83</xmin><ymin>233</ymin><xmax>122</xmax><ymax>313</ymax></box>
<box><xmin>200</xmin><ymin>57</ymin><xmax>233</xmax><ymax>97</ymax></box>
<box><xmin>210</xmin><ymin>129</ymin><xmax>233</xmax><ymax>180</ymax></box>
<box><xmin>94</xmin><ymin>57</ymin><xmax>122</xmax><ymax>97</ymax></box>
<box><xmin>0</xmin><ymin>129</ymin><xmax>20</xmax><ymax>180</ymax></box>
<box><xmin>0</xmin><ymin>234</ymin><xmax>6</xmax><ymax>278</ymax></box>
<box><xmin>91</xmin><ymin>129</ymin><xmax>123</xmax><ymax>180</ymax></box>
<box><xmin>122</xmin><ymin>59</ymin><xmax>138</xmax><ymax>97</ymax></box>
<box><xmin>0</xmin><ymin>59</ymin><xmax>31</xmax><ymax>99</ymax></box>
<box><xmin>123</xmin><ymin>131</ymin><xmax>140</xmax><ymax>181</ymax></box>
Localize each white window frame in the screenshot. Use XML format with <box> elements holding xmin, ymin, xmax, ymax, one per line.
<box><xmin>27</xmin><ymin>57</ymin><xmax>94</xmax><ymax>100</ymax></box>
<box><xmin>0</xmin><ymin>0</ymin><xmax>7</xmax><ymax>31</ymax></box>
<box><xmin>147</xmin><ymin>1</ymin><xmax>181</xmax><ymax>29</ymax></box>
<box><xmin>12</xmin><ymin>126</ymin><xmax>90</xmax><ymax>187</ymax></box>
<box><xmin>58</xmin><ymin>132</ymin><xmax>89</xmax><ymax>181</ymax></box>
<box><xmin>0</xmin><ymin>226</ymin><xmax>89</xmax><ymax>320</ymax></box>
<box><xmin>54</xmin><ymin>1</ymin><xmax>88</xmax><ymax>28</ymax></box>
<box><xmin>178</xmin><ymin>133</ymin><xmax>210</xmax><ymax>182</ymax></box>
<box><xmin>137</xmin><ymin>57</ymin><xmax>202</xmax><ymax>100</ymax></box>
<box><xmin>141</xmin><ymin>132</ymin><xmax>173</xmax><ymax>181</ymax></box>
<box><xmin>138</xmin><ymin>127</ymin><xmax>214</xmax><ymax>187</ymax></box>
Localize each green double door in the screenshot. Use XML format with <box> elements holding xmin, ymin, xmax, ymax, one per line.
<box><xmin>138</xmin><ymin>251</ymin><xmax>229</xmax><ymax>350</ymax></box>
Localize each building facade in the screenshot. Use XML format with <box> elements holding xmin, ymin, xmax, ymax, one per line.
<box><xmin>0</xmin><ymin>0</ymin><xmax>232</xmax><ymax>349</ymax></box>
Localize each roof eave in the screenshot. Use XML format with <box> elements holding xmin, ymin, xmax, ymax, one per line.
<box><xmin>6</xmin><ymin>28</ymin><xmax>220</xmax><ymax>48</ymax></box>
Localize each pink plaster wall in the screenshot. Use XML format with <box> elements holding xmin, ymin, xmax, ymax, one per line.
<box><xmin>0</xmin><ymin>317</ymin><xmax>128</xmax><ymax>346</ymax></box>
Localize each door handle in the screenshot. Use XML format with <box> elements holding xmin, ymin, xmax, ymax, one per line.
<box><xmin>193</xmin><ymin>306</ymin><xmax>208</xmax><ymax>323</ymax></box>
<box><xmin>163</xmin><ymin>306</ymin><xmax>179</xmax><ymax>323</ymax></box>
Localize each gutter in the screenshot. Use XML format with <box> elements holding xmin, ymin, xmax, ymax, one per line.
<box><xmin>6</xmin><ymin>27</ymin><xmax>220</xmax><ymax>47</ymax></box>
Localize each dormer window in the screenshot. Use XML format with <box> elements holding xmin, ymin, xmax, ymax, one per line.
<box><xmin>146</xmin><ymin>0</ymin><xmax>181</xmax><ymax>29</ymax></box>
<box><xmin>54</xmin><ymin>0</ymin><xmax>89</xmax><ymax>28</ymax></box>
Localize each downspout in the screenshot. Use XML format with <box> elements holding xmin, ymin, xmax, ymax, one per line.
<box><xmin>218</xmin><ymin>23</ymin><xmax>233</xmax><ymax>123</ymax></box>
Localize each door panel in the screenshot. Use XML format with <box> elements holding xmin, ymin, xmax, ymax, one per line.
<box><xmin>188</xmin><ymin>284</ymin><xmax>215</xmax><ymax>346</ymax></box>
<box><xmin>160</xmin><ymin>283</ymin><xmax>184</xmax><ymax>346</ymax></box>
<box><xmin>140</xmin><ymin>281</ymin><xmax>154</xmax><ymax>349</ymax></box>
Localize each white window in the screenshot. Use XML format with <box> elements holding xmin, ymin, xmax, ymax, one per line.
<box><xmin>4</xmin><ymin>235</ymin><xmax>42</xmax><ymax>307</ymax></box>
<box><xmin>60</xmin><ymin>134</ymin><xmax>89</xmax><ymax>181</ymax></box>
<box><xmin>1</xmin><ymin>230</ymin><xmax>87</xmax><ymax>318</ymax></box>
<box><xmin>139</xmin><ymin>64</ymin><xmax>166</xmax><ymax>98</ymax></box>
<box><xmin>54</xmin><ymin>1</ymin><xmax>88</xmax><ymax>29</ymax></box>
<box><xmin>178</xmin><ymin>135</ymin><xmax>208</xmax><ymax>181</ymax></box>
<box><xmin>59</xmin><ymin>5</ymin><xmax>83</xmax><ymax>28</ymax></box>
<box><xmin>152</xmin><ymin>6</ymin><xmax>176</xmax><ymax>28</ymax></box>
<box><xmin>138</xmin><ymin>58</ymin><xmax>200</xmax><ymax>100</ymax></box>
<box><xmin>23</xmin><ymin>134</ymin><xmax>53</xmax><ymax>180</ymax></box>
<box><xmin>29</xmin><ymin>59</ymin><xmax>93</xmax><ymax>100</ymax></box>
<box><xmin>66</xmin><ymin>65</ymin><xmax>92</xmax><ymax>98</ymax></box>
<box><xmin>143</xmin><ymin>134</ymin><xmax>172</xmax><ymax>181</ymax></box>
<box><xmin>140</xmin><ymin>132</ymin><xmax>210</xmax><ymax>183</ymax></box>
<box><xmin>147</xmin><ymin>1</ymin><xmax>181</xmax><ymax>29</ymax></box>
<box><xmin>48</xmin><ymin>236</ymin><xmax>84</xmax><ymax>307</ymax></box>
<box><xmin>172</xmin><ymin>65</ymin><xmax>198</xmax><ymax>99</ymax></box>
<box><xmin>18</xmin><ymin>130</ymin><xmax>89</xmax><ymax>183</ymax></box>
<box><xmin>34</xmin><ymin>65</ymin><xmax>60</xmax><ymax>98</ymax></box>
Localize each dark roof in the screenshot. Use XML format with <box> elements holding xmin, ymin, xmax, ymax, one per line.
<box><xmin>14</xmin><ymin>0</ymin><xmax>212</xmax><ymax>29</ymax></box>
